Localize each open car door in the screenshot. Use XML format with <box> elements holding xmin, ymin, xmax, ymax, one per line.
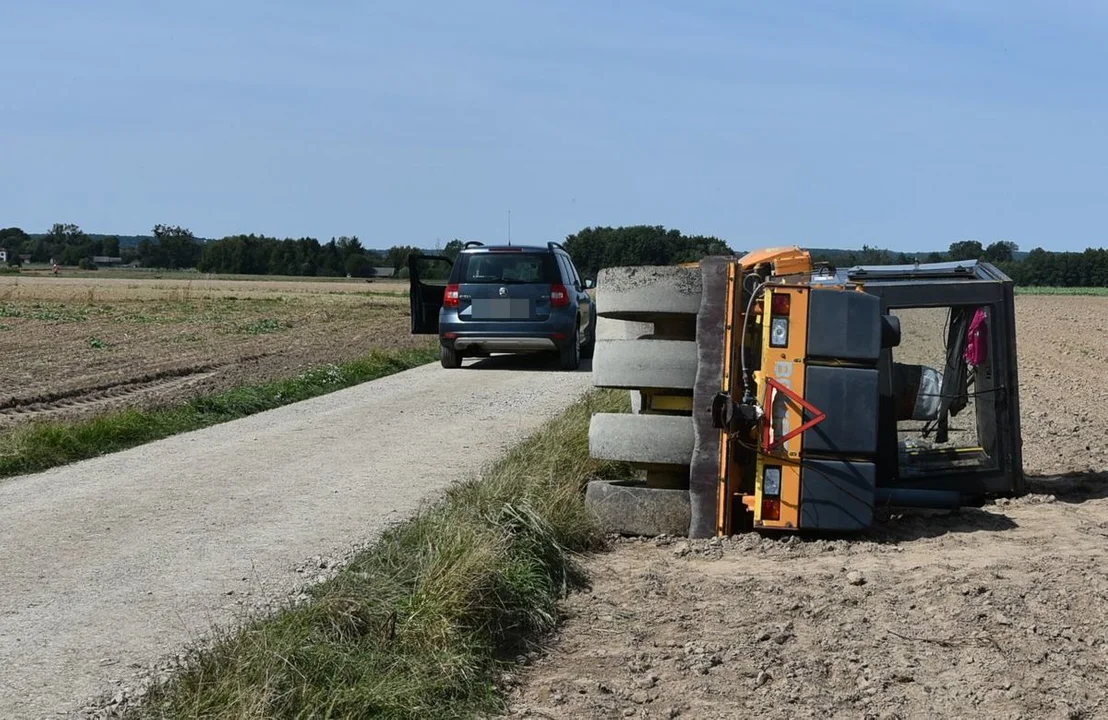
<box><xmin>408</xmin><ymin>254</ymin><xmax>454</xmax><ymax>334</ymax></box>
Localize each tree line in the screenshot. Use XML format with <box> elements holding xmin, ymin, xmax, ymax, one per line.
<box><xmin>810</xmin><ymin>239</ymin><xmax>1108</xmax><ymax>288</ymax></box>
<box><xmin>2</xmin><ymin>223</ymin><xmax>1106</xmax><ymax>287</ymax></box>
<box><xmin>0</xmin><ymin>224</ymin><xmax>432</xmax><ymax>278</ymax></box>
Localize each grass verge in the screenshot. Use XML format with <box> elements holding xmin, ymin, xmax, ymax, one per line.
<box><xmin>124</xmin><ymin>389</ymin><xmax>632</xmax><ymax>720</ymax></box>
<box><xmin>0</xmin><ymin>347</ymin><xmax>438</xmax><ymax>479</ymax></box>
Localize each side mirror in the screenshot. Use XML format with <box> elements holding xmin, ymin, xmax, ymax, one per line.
<box><xmin>584</xmin><ymin>278</ymin><xmax>595</xmax><ymax>289</ymax></box>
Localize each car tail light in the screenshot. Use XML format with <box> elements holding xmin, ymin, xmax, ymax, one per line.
<box><xmin>444</xmin><ymin>284</ymin><xmax>460</xmax><ymax>308</ymax></box>
<box><xmin>771</xmin><ymin>292</ymin><xmax>791</xmax><ymax>316</ymax></box>
<box><xmin>761</xmin><ymin>498</ymin><xmax>781</xmax><ymax>521</ymax></box>
<box><xmin>551</xmin><ymin>283</ymin><xmax>570</xmax><ymax>307</ymax></box>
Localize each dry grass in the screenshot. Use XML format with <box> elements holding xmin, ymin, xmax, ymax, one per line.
<box><xmin>124</xmin><ymin>390</ymin><xmax>633</xmax><ymax>720</ymax></box>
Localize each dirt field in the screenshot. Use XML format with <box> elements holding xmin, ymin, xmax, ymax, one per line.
<box><xmin>0</xmin><ymin>275</ymin><xmax>426</xmax><ymax>430</ymax></box>
<box><xmin>505</xmin><ymin>295</ymin><xmax>1108</xmax><ymax>720</ymax></box>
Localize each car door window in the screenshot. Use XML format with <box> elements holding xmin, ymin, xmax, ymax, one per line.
<box><xmin>559</xmin><ymin>254</ymin><xmax>580</xmax><ymax>288</ymax></box>
<box><xmin>555</xmin><ymin>254</ymin><xmax>572</xmax><ymax>286</ymax></box>
<box><xmin>567</xmin><ymin>258</ymin><xmax>583</xmax><ymax>288</ymax></box>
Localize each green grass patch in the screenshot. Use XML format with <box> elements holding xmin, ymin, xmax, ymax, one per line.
<box><xmin>0</xmin><ymin>303</ymin><xmax>89</xmax><ymax>323</ymax></box>
<box><xmin>0</xmin><ymin>347</ymin><xmax>438</xmax><ymax>479</ymax></box>
<box><xmin>1015</xmin><ymin>286</ymin><xmax>1108</xmax><ymax>296</ymax></box>
<box><xmin>242</xmin><ymin>317</ymin><xmax>290</xmax><ymax>334</ymax></box>
<box><xmin>123</xmin><ymin>389</ymin><xmax>632</xmax><ymax>720</ymax></box>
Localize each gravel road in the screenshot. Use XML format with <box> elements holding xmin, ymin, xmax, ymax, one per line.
<box><xmin>0</xmin><ymin>357</ymin><xmax>593</xmax><ymax>719</ymax></box>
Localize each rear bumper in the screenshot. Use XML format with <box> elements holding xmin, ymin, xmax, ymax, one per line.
<box><xmin>452</xmin><ymin>336</ymin><xmax>558</xmax><ymax>352</ymax></box>
<box><xmin>439</xmin><ymin>314</ymin><xmax>575</xmax><ymax>353</ymax></box>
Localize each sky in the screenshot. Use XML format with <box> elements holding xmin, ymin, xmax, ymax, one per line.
<box><xmin>1</xmin><ymin>1</ymin><xmax>1106</xmax><ymax>252</ymax></box>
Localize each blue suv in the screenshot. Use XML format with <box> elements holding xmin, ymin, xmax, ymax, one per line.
<box><xmin>409</xmin><ymin>241</ymin><xmax>596</xmax><ymax>369</ymax></box>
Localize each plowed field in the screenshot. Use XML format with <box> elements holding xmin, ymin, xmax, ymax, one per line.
<box><xmin>0</xmin><ymin>275</ymin><xmax>423</xmax><ymax>430</ymax></box>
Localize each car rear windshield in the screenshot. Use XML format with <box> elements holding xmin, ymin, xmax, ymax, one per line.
<box><xmin>454</xmin><ymin>252</ymin><xmax>560</xmax><ymax>284</ymax></box>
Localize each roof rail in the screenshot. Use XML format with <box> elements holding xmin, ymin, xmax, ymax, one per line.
<box><xmin>463</xmin><ymin>241</ymin><xmax>485</xmax><ymax>249</ymax></box>
<box><xmin>547</xmin><ymin>241</ymin><xmax>567</xmax><ymax>253</ymax></box>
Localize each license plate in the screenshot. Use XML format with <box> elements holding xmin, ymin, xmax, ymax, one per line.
<box><xmin>471</xmin><ymin>298</ymin><xmax>530</xmax><ymax>319</ymax></box>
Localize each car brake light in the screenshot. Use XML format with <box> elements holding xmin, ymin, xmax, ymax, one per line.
<box><xmin>771</xmin><ymin>292</ymin><xmax>791</xmax><ymax>316</ymax></box>
<box><xmin>761</xmin><ymin>498</ymin><xmax>781</xmax><ymax>521</ymax></box>
<box><xmin>444</xmin><ymin>284</ymin><xmax>460</xmax><ymax>308</ymax></box>
<box><xmin>551</xmin><ymin>283</ymin><xmax>570</xmax><ymax>307</ymax></box>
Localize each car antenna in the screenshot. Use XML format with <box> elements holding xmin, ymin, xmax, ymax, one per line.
<box><xmin>507</xmin><ymin>209</ymin><xmax>511</xmax><ymax>246</ymax></box>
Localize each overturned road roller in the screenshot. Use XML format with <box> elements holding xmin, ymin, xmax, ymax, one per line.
<box><xmin>585</xmin><ymin>248</ymin><xmax>1024</xmax><ymax>539</ymax></box>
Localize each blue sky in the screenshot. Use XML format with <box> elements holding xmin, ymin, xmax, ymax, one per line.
<box><xmin>1</xmin><ymin>1</ymin><xmax>1105</xmax><ymax>252</ymax></box>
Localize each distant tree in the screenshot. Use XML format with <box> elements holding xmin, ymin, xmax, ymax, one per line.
<box><xmin>0</xmin><ymin>227</ymin><xmax>29</xmax><ymax>246</ymax></box>
<box><xmin>926</xmin><ymin>251</ymin><xmax>945</xmax><ymax>263</ymax></box>
<box><xmin>443</xmin><ymin>239</ymin><xmax>464</xmax><ymax>261</ymax></box>
<box><xmin>948</xmin><ymin>240</ymin><xmax>984</xmax><ymax>261</ymax></box>
<box><xmin>151</xmin><ymin>224</ymin><xmax>200</xmax><ymax>269</ymax></box>
<box><xmin>0</xmin><ymin>227</ymin><xmax>31</xmax><ymax>264</ymax></box>
<box><xmin>336</xmin><ymin>236</ymin><xmax>364</xmax><ymax>261</ymax></box>
<box><xmin>385</xmin><ymin>245</ymin><xmax>423</xmax><ymax>272</ymax></box>
<box><xmin>345</xmin><ymin>253</ymin><xmax>374</xmax><ymax>278</ymax></box>
<box><xmin>984</xmin><ymin>240</ymin><xmax>1019</xmax><ymax>263</ymax></box>
<box><xmin>102</xmin><ymin>235</ymin><xmax>121</xmax><ymax>257</ymax></box>
<box><xmin>564</xmin><ymin>225</ymin><xmax>732</xmax><ymax>277</ymax></box>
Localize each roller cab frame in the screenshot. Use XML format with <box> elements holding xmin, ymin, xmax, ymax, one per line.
<box><xmin>713</xmin><ymin>250</ymin><xmax>1023</xmax><ymax>535</ymax></box>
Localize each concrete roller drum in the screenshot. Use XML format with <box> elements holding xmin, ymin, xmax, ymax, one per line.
<box><xmin>596</xmin><ymin>265</ymin><xmax>703</xmax><ymax>323</ymax></box>
<box><xmin>589</xmin><ymin>413</ymin><xmax>695</xmax><ymax>468</ymax></box>
<box><xmin>584</xmin><ymin>480</ymin><xmax>690</xmax><ymax>538</ymax></box>
<box><xmin>586</xmin><ymin>263</ymin><xmax>702</xmax><ymax>536</ymax></box>
<box><xmin>591</xmin><ymin>339</ymin><xmax>698</xmax><ymax>391</ymax></box>
<box><xmin>593</xmin><ymin>316</ymin><xmax>653</xmax><ymax>413</ymax></box>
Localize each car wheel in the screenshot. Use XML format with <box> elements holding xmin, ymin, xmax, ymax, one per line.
<box><xmin>559</xmin><ymin>328</ymin><xmax>581</xmax><ymax>371</ymax></box>
<box><xmin>440</xmin><ymin>344</ymin><xmax>463</xmax><ymax>369</ymax></box>
<box><xmin>580</xmin><ymin>314</ymin><xmax>597</xmax><ymax>360</ymax></box>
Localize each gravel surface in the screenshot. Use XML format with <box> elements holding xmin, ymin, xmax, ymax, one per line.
<box><xmin>0</xmin><ymin>355</ymin><xmax>592</xmax><ymax>719</ymax></box>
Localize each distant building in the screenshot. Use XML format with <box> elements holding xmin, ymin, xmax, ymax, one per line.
<box><xmin>372</xmin><ymin>266</ymin><xmax>395</xmax><ymax>278</ymax></box>
<box><xmin>0</xmin><ymin>248</ymin><xmax>7</xmax><ymax>263</ymax></box>
<box><xmin>91</xmin><ymin>256</ymin><xmax>124</xmax><ymax>265</ymax></box>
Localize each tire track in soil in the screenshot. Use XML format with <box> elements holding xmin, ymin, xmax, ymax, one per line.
<box><xmin>0</xmin><ymin>354</ymin><xmax>270</xmax><ymax>426</ymax></box>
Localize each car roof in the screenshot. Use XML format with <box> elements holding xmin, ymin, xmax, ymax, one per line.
<box><xmin>460</xmin><ymin>244</ymin><xmax>559</xmax><ymax>254</ymax></box>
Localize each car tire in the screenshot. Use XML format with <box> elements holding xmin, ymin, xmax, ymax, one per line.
<box><xmin>440</xmin><ymin>344</ymin><xmax>463</xmax><ymax>369</ymax></box>
<box><xmin>580</xmin><ymin>315</ymin><xmax>597</xmax><ymax>360</ymax></box>
<box><xmin>559</xmin><ymin>327</ymin><xmax>581</xmax><ymax>371</ymax></box>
